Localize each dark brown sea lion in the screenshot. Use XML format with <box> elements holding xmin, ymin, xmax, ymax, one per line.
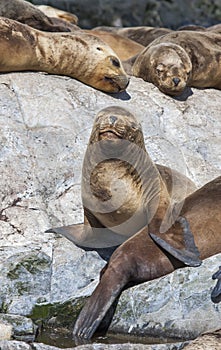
<box><xmin>211</xmin><ymin>266</ymin><xmax>221</xmax><ymax>303</ymax></box>
<box><xmin>73</xmin><ymin>175</ymin><xmax>221</xmax><ymax>339</ymax></box>
<box><xmin>0</xmin><ymin>18</ymin><xmax>129</xmax><ymax>93</ymax></box>
<box><xmin>132</xmin><ymin>30</ymin><xmax>221</xmax><ymax>96</ymax></box>
<box><xmin>84</xmin><ymin>30</ymin><xmax>144</xmax><ymax>61</ymax></box>
<box><xmin>0</xmin><ymin>0</ymin><xmax>72</xmax><ymax>32</ymax></box>
<box><xmin>94</xmin><ymin>26</ymin><xmax>172</xmax><ymax>47</ymax></box>
<box><xmin>47</xmin><ymin>106</ymin><xmax>197</xmax><ymax>264</ymax></box>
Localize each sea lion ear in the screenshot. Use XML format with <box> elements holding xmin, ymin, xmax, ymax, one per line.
<box><xmin>149</xmin><ymin>216</ymin><xmax>202</xmax><ymax>267</ymax></box>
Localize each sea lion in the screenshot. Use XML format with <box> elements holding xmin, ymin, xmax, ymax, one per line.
<box><xmin>37</xmin><ymin>5</ymin><xmax>78</xmax><ymax>24</ymax></box>
<box><xmin>0</xmin><ymin>0</ymin><xmax>71</xmax><ymax>32</ymax></box>
<box><xmin>211</xmin><ymin>266</ymin><xmax>221</xmax><ymax>303</ymax></box>
<box><xmin>73</xmin><ymin>175</ymin><xmax>221</xmax><ymax>339</ymax></box>
<box><xmin>0</xmin><ymin>18</ymin><xmax>129</xmax><ymax>93</ymax></box>
<box><xmin>46</xmin><ymin>106</ymin><xmax>198</xmax><ymax>264</ymax></box>
<box><xmin>94</xmin><ymin>26</ymin><xmax>172</xmax><ymax>47</ymax></box>
<box><xmin>84</xmin><ymin>30</ymin><xmax>144</xmax><ymax>61</ymax></box>
<box><xmin>132</xmin><ymin>30</ymin><xmax>221</xmax><ymax>96</ymax></box>
<box><xmin>207</xmin><ymin>23</ymin><xmax>221</xmax><ymax>33</ymax></box>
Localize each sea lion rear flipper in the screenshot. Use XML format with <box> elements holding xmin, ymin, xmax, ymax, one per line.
<box><xmin>73</xmin><ymin>257</ymin><xmax>129</xmax><ymax>339</ymax></box>
<box><xmin>211</xmin><ymin>266</ymin><xmax>221</xmax><ymax>303</ymax></box>
<box><xmin>149</xmin><ymin>216</ymin><xmax>202</xmax><ymax>267</ymax></box>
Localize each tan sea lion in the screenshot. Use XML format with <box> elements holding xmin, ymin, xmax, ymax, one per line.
<box><xmin>46</xmin><ymin>106</ymin><xmax>198</xmax><ymax>264</ymax></box>
<box><xmin>0</xmin><ymin>18</ymin><xmax>129</xmax><ymax>93</ymax></box>
<box><xmin>94</xmin><ymin>26</ymin><xmax>172</xmax><ymax>47</ymax></box>
<box><xmin>211</xmin><ymin>266</ymin><xmax>221</xmax><ymax>303</ymax></box>
<box><xmin>37</xmin><ymin>5</ymin><xmax>78</xmax><ymax>24</ymax></box>
<box><xmin>0</xmin><ymin>0</ymin><xmax>72</xmax><ymax>32</ymax></box>
<box><xmin>84</xmin><ymin>30</ymin><xmax>144</xmax><ymax>61</ymax></box>
<box><xmin>73</xmin><ymin>175</ymin><xmax>221</xmax><ymax>339</ymax></box>
<box><xmin>207</xmin><ymin>23</ymin><xmax>221</xmax><ymax>33</ymax></box>
<box><xmin>132</xmin><ymin>30</ymin><xmax>221</xmax><ymax>96</ymax></box>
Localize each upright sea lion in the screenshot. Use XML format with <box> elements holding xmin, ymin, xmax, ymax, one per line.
<box><xmin>0</xmin><ymin>0</ymin><xmax>71</xmax><ymax>32</ymax></box>
<box><xmin>0</xmin><ymin>18</ymin><xmax>129</xmax><ymax>93</ymax></box>
<box><xmin>94</xmin><ymin>26</ymin><xmax>172</xmax><ymax>47</ymax></box>
<box><xmin>73</xmin><ymin>176</ymin><xmax>221</xmax><ymax>339</ymax></box>
<box><xmin>211</xmin><ymin>266</ymin><xmax>221</xmax><ymax>303</ymax></box>
<box><xmin>84</xmin><ymin>30</ymin><xmax>144</xmax><ymax>61</ymax></box>
<box><xmin>132</xmin><ymin>30</ymin><xmax>221</xmax><ymax>96</ymax></box>
<box><xmin>47</xmin><ymin>106</ymin><xmax>198</xmax><ymax>264</ymax></box>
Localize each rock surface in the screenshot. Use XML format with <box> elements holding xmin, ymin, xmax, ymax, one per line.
<box><xmin>0</xmin><ymin>71</ymin><xmax>220</xmax><ymax>347</ymax></box>
<box><xmin>0</xmin><ymin>340</ymin><xmax>188</xmax><ymax>350</ymax></box>
<box><xmin>31</xmin><ymin>0</ymin><xmax>221</xmax><ymax>28</ymax></box>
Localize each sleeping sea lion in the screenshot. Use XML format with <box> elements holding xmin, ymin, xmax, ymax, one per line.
<box><xmin>84</xmin><ymin>30</ymin><xmax>144</xmax><ymax>61</ymax></box>
<box><xmin>73</xmin><ymin>175</ymin><xmax>221</xmax><ymax>339</ymax></box>
<box><xmin>211</xmin><ymin>266</ymin><xmax>221</xmax><ymax>303</ymax></box>
<box><xmin>37</xmin><ymin>5</ymin><xmax>78</xmax><ymax>24</ymax></box>
<box><xmin>0</xmin><ymin>0</ymin><xmax>71</xmax><ymax>32</ymax></box>
<box><xmin>94</xmin><ymin>26</ymin><xmax>172</xmax><ymax>47</ymax></box>
<box><xmin>0</xmin><ymin>18</ymin><xmax>129</xmax><ymax>93</ymax></box>
<box><xmin>46</xmin><ymin>106</ymin><xmax>198</xmax><ymax>264</ymax></box>
<box><xmin>132</xmin><ymin>30</ymin><xmax>221</xmax><ymax>96</ymax></box>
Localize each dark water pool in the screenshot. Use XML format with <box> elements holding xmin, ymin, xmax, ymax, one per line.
<box><xmin>37</xmin><ymin>328</ymin><xmax>184</xmax><ymax>348</ymax></box>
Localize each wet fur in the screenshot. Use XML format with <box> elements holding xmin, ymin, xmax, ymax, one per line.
<box><xmin>73</xmin><ymin>176</ymin><xmax>221</xmax><ymax>339</ymax></box>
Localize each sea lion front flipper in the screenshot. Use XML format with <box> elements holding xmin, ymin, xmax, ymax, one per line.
<box><xmin>46</xmin><ymin>224</ymin><xmax>119</xmax><ymax>261</ymax></box>
<box><xmin>46</xmin><ymin>223</ymin><xmax>126</xmax><ymax>249</ymax></box>
<box><xmin>211</xmin><ymin>266</ymin><xmax>221</xmax><ymax>303</ymax></box>
<box><xmin>149</xmin><ymin>216</ymin><xmax>202</xmax><ymax>267</ymax></box>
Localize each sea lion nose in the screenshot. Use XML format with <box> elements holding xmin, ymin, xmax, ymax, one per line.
<box><xmin>109</xmin><ymin>115</ymin><xmax>118</xmax><ymax>125</ymax></box>
<box><xmin>173</xmin><ymin>77</ymin><xmax>181</xmax><ymax>86</ymax></box>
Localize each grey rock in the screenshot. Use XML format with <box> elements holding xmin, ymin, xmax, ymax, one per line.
<box><xmin>0</xmin><ymin>314</ymin><xmax>37</xmax><ymax>341</ymax></box>
<box><xmin>0</xmin><ymin>340</ymin><xmax>31</xmax><ymax>350</ymax></box>
<box><xmin>0</xmin><ymin>340</ymin><xmax>188</xmax><ymax>350</ymax></box>
<box><xmin>0</xmin><ymin>322</ymin><xmax>12</xmax><ymax>341</ymax></box>
<box><xmin>0</xmin><ymin>71</ymin><xmax>220</xmax><ymax>344</ymax></box>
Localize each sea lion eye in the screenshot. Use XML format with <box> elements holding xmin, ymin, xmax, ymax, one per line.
<box><xmin>111</xmin><ymin>58</ymin><xmax>120</xmax><ymax>67</ymax></box>
<box><xmin>96</xmin><ymin>47</ymin><xmax>102</xmax><ymax>51</ymax></box>
<box><xmin>131</xmin><ymin>123</ymin><xmax>137</xmax><ymax>129</ymax></box>
<box><xmin>156</xmin><ymin>64</ymin><xmax>164</xmax><ymax>73</ymax></box>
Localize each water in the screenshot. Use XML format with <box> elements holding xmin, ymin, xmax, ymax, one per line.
<box><xmin>37</xmin><ymin>327</ymin><xmax>184</xmax><ymax>348</ymax></box>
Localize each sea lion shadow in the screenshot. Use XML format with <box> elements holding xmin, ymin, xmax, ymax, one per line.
<box><xmin>173</xmin><ymin>87</ymin><xmax>193</xmax><ymax>101</ymax></box>
<box><xmin>108</xmin><ymin>90</ymin><xmax>131</xmax><ymax>100</ymax></box>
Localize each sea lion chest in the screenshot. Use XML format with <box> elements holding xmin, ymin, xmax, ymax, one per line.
<box><xmin>82</xmin><ymin>160</ymin><xmax>146</xmax><ymax>235</ymax></box>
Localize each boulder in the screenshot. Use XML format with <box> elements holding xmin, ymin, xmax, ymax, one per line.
<box><xmin>0</xmin><ymin>72</ymin><xmax>220</xmax><ymax>344</ymax></box>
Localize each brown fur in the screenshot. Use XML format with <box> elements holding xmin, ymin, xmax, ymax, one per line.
<box><xmin>94</xmin><ymin>26</ymin><xmax>172</xmax><ymax>47</ymax></box>
<box><xmin>0</xmin><ymin>17</ymin><xmax>129</xmax><ymax>93</ymax></box>
<box><xmin>133</xmin><ymin>30</ymin><xmax>221</xmax><ymax>96</ymax></box>
<box><xmin>84</xmin><ymin>29</ymin><xmax>144</xmax><ymax>61</ymax></box>
<box><xmin>46</xmin><ymin>106</ymin><xmax>196</xmax><ymax>258</ymax></box>
<box><xmin>37</xmin><ymin>5</ymin><xmax>78</xmax><ymax>24</ymax></box>
<box><xmin>73</xmin><ymin>176</ymin><xmax>221</xmax><ymax>339</ymax></box>
<box><xmin>0</xmin><ymin>0</ymin><xmax>73</xmax><ymax>32</ymax></box>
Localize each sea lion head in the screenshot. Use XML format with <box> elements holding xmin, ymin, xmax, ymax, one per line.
<box><xmin>89</xmin><ymin>106</ymin><xmax>145</xmax><ymax>153</ymax></box>
<box><xmin>133</xmin><ymin>43</ymin><xmax>192</xmax><ymax>96</ymax></box>
<box><xmin>76</xmin><ymin>34</ymin><xmax>130</xmax><ymax>93</ymax></box>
